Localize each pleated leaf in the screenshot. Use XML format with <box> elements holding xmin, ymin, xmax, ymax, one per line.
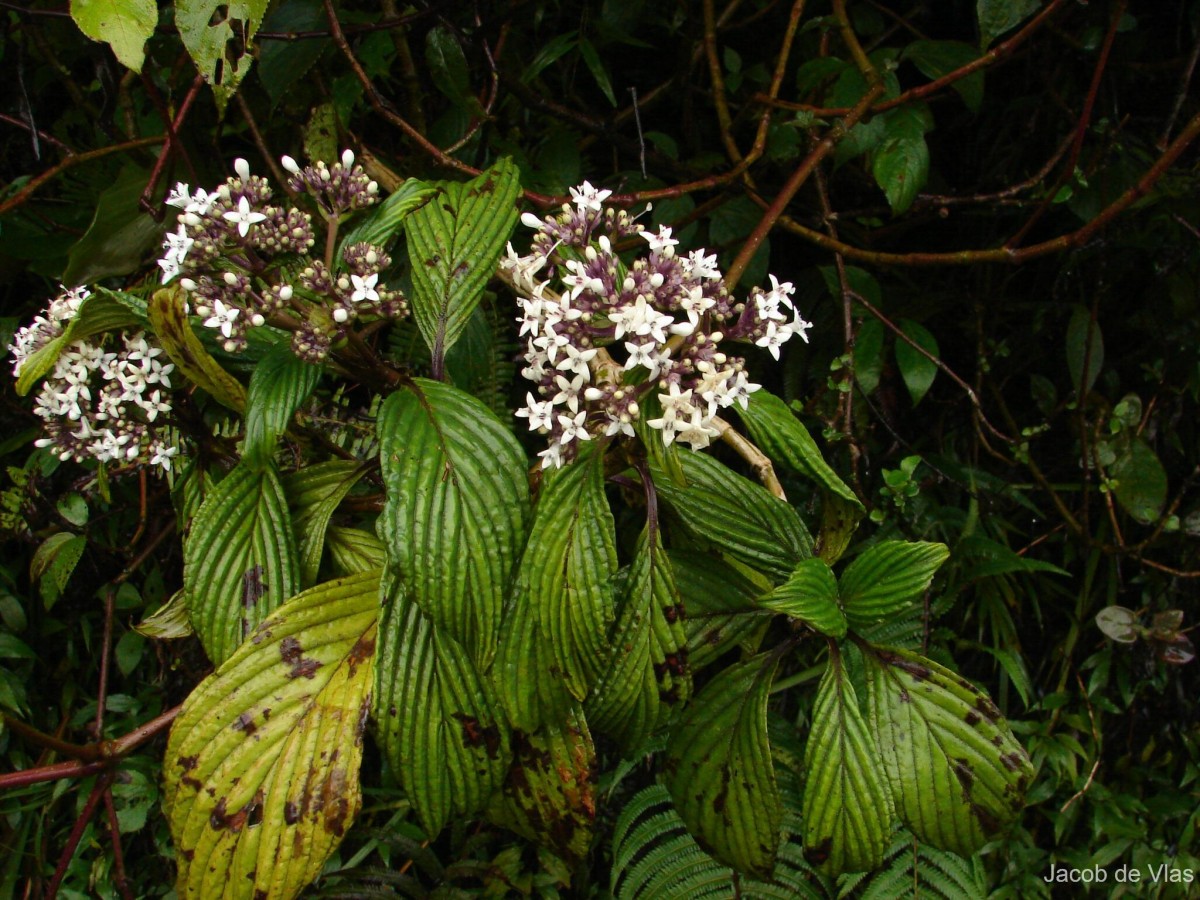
<box><xmin>163</xmin><ymin>571</ymin><xmax>379</xmax><ymax>900</ymax></box>
<box><xmin>733</xmin><ymin>390</ymin><xmax>864</xmax><ymax>562</ymax></box>
<box><xmin>663</xmin><ymin>652</ymin><xmax>783</xmax><ymax>878</ymax></box>
<box><xmin>406</xmin><ymin>158</ymin><xmax>521</xmax><ymax>361</ymax></box>
<box><xmin>284</xmin><ymin>461</ymin><xmax>367</xmax><ymax>586</ymax></box>
<box><xmin>185</xmin><ymin>459</ymin><xmax>299</xmax><ymax>665</ymax></box>
<box><xmin>802</xmin><ymin>659</ymin><xmax>891</xmax><ymax>875</ymax></box>
<box><xmin>758</xmin><ymin>558</ymin><xmax>846</xmax><ymax>639</ymax></box>
<box><xmin>374</xmin><ymin>571</ymin><xmax>510</xmax><ymax>837</ymax></box>
<box><xmin>487</xmin><ymin>704</ymin><xmax>597</xmax><ymax>866</ymax></box>
<box><xmin>338</xmin><ymin>178</ymin><xmax>437</xmax><ymax>252</ymax></box>
<box><xmin>670</xmin><ymin>550</ymin><xmax>766</xmax><ymax>671</ymax></box>
<box><xmin>377</xmin><ymin>377</ymin><xmax>528</xmax><ymax>667</ymax></box>
<box><xmin>654</xmin><ymin>451</ymin><xmax>812</xmax><ymax>581</ymax></box>
<box><xmin>840</xmin><ymin>541</ymin><xmax>948</xmax><ymax>629</ymax></box>
<box><xmin>149</xmin><ymin>286</ymin><xmax>247</xmax><ymax>412</ymax></box>
<box><xmin>326</xmin><ymin>526</ymin><xmax>387</xmax><ymax>576</ymax></box>
<box><xmin>495</xmin><ymin>447</ymin><xmax>616</xmax><ymax>730</ymax></box>
<box><xmin>586</xmin><ymin>526</ymin><xmax>690</xmax><ymax>752</ymax></box>
<box><xmin>865</xmin><ymin>645</ymin><xmax>1034</xmax><ymax>855</ymax></box>
<box><xmin>243</xmin><ymin>342</ymin><xmax>323</xmax><ymax>463</ymax></box>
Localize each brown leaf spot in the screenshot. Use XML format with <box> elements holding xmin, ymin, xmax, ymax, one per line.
<box><xmin>1000</xmin><ymin>752</ymin><xmax>1026</xmax><ymax>772</ymax></box>
<box><xmin>965</xmin><ymin>709</ymin><xmax>982</xmax><ymax>727</ymax></box>
<box><xmin>452</xmin><ymin>712</ymin><xmax>502</xmax><ymax>759</ymax></box>
<box><xmin>952</xmin><ymin>758</ymin><xmax>974</xmax><ymax>795</ymax></box>
<box><xmin>178</xmin><ymin>754</ymin><xmax>199</xmax><ymax>771</ymax></box>
<box><xmin>279</xmin><ymin>636</ymin><xmax>322</xmax><ymax>679</ymax></box>
<box><xmin>346</xmin><ymin>632</ymin><xmax>376</xmax><ymax>678</ymax></box>
<box><xmin>284</xmin><ymin>801</ymin><xmax>300</xmax><ymax>825</ymax></box>
<box><xmin>468</xmin><ymin>175</ymin><xmax>497</xmax><ymax>196</ymax></box>
<box><xmin>232</xmin><ymin>712</ymin><xmax>257</xmax><ymax>735</ymax></box>
<box><xmin>974</xmin><ymin>695</ymin><xmax>1002</xmax><ymax>723</ymax></box>
<box><xmin>805</xmin><ymin>837</ymin><xmax>832</xmax><ymax>866</ymax></box>
<box><xmin>180</xmin><ymin>775</ymin><xmax>202</xmax><ymax>791</ymax></box>
<box><xmin>970</xmin><ymin>801</ymin><xmax>1001</xmax><ymax>834</ymax></box>
<box><xmin>355</xmin><ymin>697</ymin><xmax>371</xmax><ymax>744</ymax></box>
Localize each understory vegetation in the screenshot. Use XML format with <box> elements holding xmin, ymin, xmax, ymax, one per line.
<box><xmin>0</xmin><ymin>1</ymin><xmax>1198</xmax><ymax>897</ymax></box>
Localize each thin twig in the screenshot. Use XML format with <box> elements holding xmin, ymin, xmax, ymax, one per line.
<box><xmin>1060</xmin><ymin>670</ymin><xmax>1101</xmax><ymax>813</ymax></box>
<box><xmin>45</xmin><ymin>771</ymin><xmax>113</xmax><ymax>899</ymax></box>
<box><xmin>714</xmin><ymin>417</ymin><xmax>786</xmax><ymax>500</ymax></box>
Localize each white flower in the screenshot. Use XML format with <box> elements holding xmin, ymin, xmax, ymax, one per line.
<box><xmin>203</xmin><ymin>299</ymin><xmax>240</xmax><ymax>338</ymax></box>
<box><xmin>234</xmin><ymin>158</ymin><xmax>251</xmax><ymax>182</ymax></box>
<box><xmin>675</xmin><ymin>408</ymin><xmax>721</xmax><ymax>450</ymax></box>
<box><xmin>569</xmin><ymin>181</ymin><xmax>612</xmax><ymax>212</ymax></box>
<box><xmin>755</xmin><ymin>320</ymin><xmax>789</xmax><ymax>360</ymax></box>
<box><xmin>624</xmin><ymin>341</ymin><xmax>657</xmax><ymax>371</ymax></box>
<box><xmin>350</xmin><ymin>273</ymin><xmax>380</xmax><ymax>304</ymax></box>
<box><xmin>165</xmin><ymin>183</ymin><xmax>192</xmax><ymax>209</ymax></box>
<box><xmin>556</xmin><ymin>343</ymin><xmax>597</xmax><ymax>378</ymax></box>
<box><xmin>604</xmin><ymin>411</ymin><xmax>636</xmax><ymax>438</ymax></box>
<box><xmin>502</xmin><ymin>242</ymin><xmax>547</xmax><ymax>292</ymax></box>
<box><xmin>680</xmin><ymin>285</ymin><xmax>716</xmax><ymax>322</ymax></box>
<box><xmin>222</xmin><ymin>196</ymin><xmax>267</xmax><ymax>237</ymax></box>
<box><xmin>514</xmin><ymin>392</ymin><xmax>555</xmax><ymax>431</ymax></box>
<box><xmin>683</xmin><ymin>249</ymin><xmax>721</xmax><ymax>280</ymax></box>
<box><xmin>557</xmin><ymin>409</ymin><xmax>591</xmax><ymax>444</ymax></box>
<box><xmin>149</xmin><ymin>441</ymin><xmax>179</xmax><ymax>472</ymax></box>
<box><xmin>638</xmin><ymin>224</ymin><xmax>679</xmax><ymax>254</ymax></box>
<box><xmin>790</xmin><ymin>312</ymin><xmax>814</xmax><ymax>344</ymax></box>
<box><xmin>551</xmin><ymin>373</ymin><xmax>586</xmax><ymax>411</ymax></box>
<box><xmin>538</xmin><ymin>442</ymin><xmax>564</xmax><ymax>469</ymax></box>
<box><xmin>281</xmin><ymin>155</ymin><xmax>301</xmax><ymax>175</ymax></box>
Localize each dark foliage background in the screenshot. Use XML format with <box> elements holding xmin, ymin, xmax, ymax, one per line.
<box><xmin>0</xmin><ymin>0</ymin><xmax>1198</xmax><ymax>896</ymax></box>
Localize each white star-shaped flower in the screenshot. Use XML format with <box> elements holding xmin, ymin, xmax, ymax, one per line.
<box><xmin>569</xmin><ymin>181</ymin><xmax>613</xmax><ymax>212</ymax></box>
<box><xmin>222</xmin><ymin>196</ymin><xmax>267</xmax><ymax>237</ymax></box>
<box><xmin>203</xmin><ymin>299</ymin><xmax>240</xmax><ymax>338</ymax></box>
<box><xmin>350</xmin><ymin>273</ymin><xmax>380</xmax><ymax>304</ymax></box>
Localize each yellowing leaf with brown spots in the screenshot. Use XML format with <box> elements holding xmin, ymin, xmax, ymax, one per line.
<box><xmin>163</xmin><ymin>571</ymin><xmax>380</xmax><ymax>900</ymax></box>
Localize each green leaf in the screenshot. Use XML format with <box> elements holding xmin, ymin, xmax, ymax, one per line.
<box><xmin>654</xmin><ymin>450</ymin><xmax>812</xmax><ymax>581</ymax></box>
<box><xmin>406</xmin><ymin>159</ymin><xmax>521</xmax><ymax>365</ymax></box>
<box><xmin>55</xmin><ymin>493</ymin><xmax>89</xmax><ymax>527</ymax></box>
<box><xmin>1110</xmin><ymin>438</ymin><xmax>1167</xmax><ymax>524</ymax></box>
<box><xmin>377</xmin><ymin>378</ymin><xmax>528</xmax><ymax>667</ymax></box>
<box><xmin>256</xmin><ymin>0</ymin><xmax>328</xmax><ymax>105</ymax></box>
<box><xmin>30</xmin><ymin>532</ymin><xmax>86</xmax><ymax>610</ymax></box>
<box><xmin>759</xmin><ymin>558</ymin><xmax>846</xmax><ymax>639</ymax></box>
<box><xmin>174</xmin><ymin>0</ymin><xmax>269</xmax><ymax>113</ymax></box>
<box><xmin>839</xmin><ymin>541</ymin><xmax>949</xmax><ymax>629</ymax></box>
<box><xmin>670</xmin><ymin>550</ymin><xmax>766</xmax><ymax>670</ymax></box>
<box><xmin>284</xmin><ymin>461</ymin><xmax>367</xmax><ymax>587</ymax></box>
<box><xmin>184</xmin><ymin>459</ymin><xmax>300</xmax><ymax>664</ymax></box>
<box><xmin>338</xmin><ymin>179</ymin><xmax>437</xmax><ymax>254</ymax></box>
<box><xmin>903</xmin><ymin>40</ymin><xmax>985</xmax><ymax>112</ymax></box>
<box><xmin>895</xmin><ymin>319</ymin><xmax>939</xmax><ymax>407</ymax></box>
<box><xmin>1066</xmin><ymin>305</ymin><xmax>1104</xmax><ymax>396</ymax></box>
<box><xmin>1095</xmin><ymin>605</ymin><xmax>1139</xmax><ymax>643</ymax></box>
<box><xmin>15</xmin><ymin>290</ymin><xmax>145</xmax><ymax>397</ymax></box>
<box><xmin>374</xmin><ymin>572</ymin><xmax>510</xmax><ymax>837</ymax></box>
<box><xmin>495</xmin><ymin>447</ymin><xmax>616</xmax><ymax>731</ymax></box>
<box><xmin>0</xmin><ymin>633</ymin><xmax>35</xmax><ymax>660</ymax></box>
<box><xmin>872</xmin><ymin>132</ymin><xmax>929</xmax><ymax>215</ymax></box>
<box><xmin>487</xmin><ymin>705</ymin><xmax>596</xmax><ymax>867</ymax></box>
<box><xmin>243</xmin><ymin>343</ymin><xmax>322</xmax><ymax>464</ymax></box>
<box><xmin>664</xmin><ymin>652</ymin><xmax>783</xmax><ymax>878</ymax></box>
<box><xmin>426</xmin><ymin>25</ymin><xmax>482</xmax><ymax>114</ymax></box>
<box><xmin>163</xmin><ymin>571</ymin><xmax>378</xmax><ymax>899</ymax></box>
<box><xmin>149</xmin><ymin>287</ymin><xmax>247</xmax><ymax>412</ymax></box>
<box><xmin>326</xmin><ymin>526</ymin><xmax>387</xmax><ymax>576</ymax></box>
<box><xmin>854</xmin><ymin>318</ymin><xmax>885</xmax><ymax>395</ymax></box>
<box><xmin>802</xmin><ymin>659</ymin><xmax>891</xmax><ymax>875</ymax></box>
<box><xmin>136</xmin><ymin>589</ymin><xmax>194</xmax><ymax>640</ymax></box>
<box><xmin>865</xmin><ymin>645</ymin><xmax>1034</xmax><ymax>855</ymax></box>
<box><xmin>70</xmin><ymin>0</ymin><xmax>157</xmax><ymax>73</ymax></box>
<box><xmin>977</xmin><ymin>0</ymin><xmax>1041</xmax><ymax>49</ymax></box>
<box><xmin>114</xmin><ymin>629</ymin><xmax>146</xmax><ymax>676</ymax></box>
<box><xmin>63</xmin><ymin>168</ymin><xmax>163</xmax><ymax>286</ymax></box>
<box><xmin>578</xmin><ymin>37</ymin><xmax>618</xmax><ymax>106</ymax></box>
<box><xmin>586</xmin><ymin>525</ymin><xmax>690</xmax><ymax>752</ymax></box>
<box><xmin>733</xmin><ymin>389</ymin><xmax>862</xmax><ymax>563</ymax></box>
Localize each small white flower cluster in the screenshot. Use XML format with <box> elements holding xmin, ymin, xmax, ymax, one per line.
<box><xmin>504</xmin><ymin>181</ymin><xmax>813</xmax><ymax>468</ymax></box>
<box><xmin>10</xmin><ymin>288</ymin><xmax>179</xmax><ymax>472</ymax></box>
<box><xmin>156</xmin><ymin>152</ymin><xmax>406</xmax><ymax>363</ymax></box>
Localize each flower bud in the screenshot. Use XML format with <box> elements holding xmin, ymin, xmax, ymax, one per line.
<box><xmin>281</xmin><ymin>155</ymin><xmax>301</xmax><ymax>175</ymax></box>
<box><xmin>234</xmin><ymin>158</ymin><xmax>251</xmax><ymax>181</ymax></box>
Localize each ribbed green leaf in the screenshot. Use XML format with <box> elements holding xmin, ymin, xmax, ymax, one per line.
<box><xmin>377</xmin><ymin>377</ymin><xmax>528</xmax><ymax>667</ymax></box>
<box><xmin>663</xmin><ymin>652</ymin><xmax>782</xmax><ymax>878</ymax></box>
<box><xmin>733</xmin><ymin>390</ymin><xmax>863</xmax><ymax>562</ymax></box>
<box><xmin>374</xmin><ymin>571</ymin><xmax>510</xmax><ymax>837</ymax></box>
<box><xmin>669</xmin><ymin>550</ymin><xmax>766</xmax><ymax>670</ymax></box>
<box><xmin>338</xmin><ymin>178</ymin><xmax>437</xmax><ymax>253</ymax></box>
<box><xmin>15</xmin><ymin>292</ymin><xmax>144</xmax><ymax>396</ymax></box>
<box><xmin>243</xmin><ymin>343</ymin><xmax>323</xmax><ymax>463</ymax></box>
<box><xmin>840</xmin><ymin>541</ymin><xmax>949</xmax><ymax>629</ymax></box>
<box><xmin>406</xmin><ymin>158</ymin><xmax>521</xmax><ymax>362</ymax></box>
<box><xmin>150</xmin><ymin>286</ymin><xmax>247</xmax><ymax>412</ymax></box>
<box><xmin>654</xmin><ymin>451</ymin><xmax>812</xmax><ymax>581</ymax></box>
<box><xmin>163</xmin><ymin>571</ymin><xmax>379</xmax><ymax>900</ymax></box>
<box><xmin>326</xmin><ymin>526</ymin><xmax>387</xmax><ymax>576</ymax></box>
<box><xmin>495</xmin><ymin>447</ymin><xmax>615</xmax><ymax>730</ymax></box>
<box><xmin>802</xmin><ymin>658</ymin><xmax>891</xmax><ymax>875</ymax></box>
<box><xmin>759</xmin><ymin>558</ymin><xmax>846</xmax><ymax>638</ymax></box>
<box><xmin>486</xmin><ymin>704</ymin><xmax>596</xmax><ymax>866</ymax></box>
<box><xmin>175</xmin><ymin>0</ymin><xmax>268</xmax><ymax>113</ymax></box>
<box><xmin>586</xmin><ymin>526</ymin><xmax>690</xmax><ymax>752</ymax></box>
<box><xmin>284</xmin><ymin>461</ymin><xmax>367</xmax><ymax>586</ymax></box>
<box><xmin>865</xmin><ymin>645</ymin><xmax>1034</xmax><ymax>855</ymax></box>
<box><xmin>184</xmin><ymin>459</ymin><xmax>299</xmax><ymax>664</ymax></box>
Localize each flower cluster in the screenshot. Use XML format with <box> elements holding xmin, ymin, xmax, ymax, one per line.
<box><xmin>158</xmin><ymin>150</ymin><xmax>407</xmax><ymax>363</ymax></box>
<box><xmin>9</xmin><ymin>287</ymin><xmax>179</xmax><ymax>472</ymax></box>
<box><xmin>504</xmin><ymin>182</ymin><xmax>812</xmax><ymax>468</ymax></box>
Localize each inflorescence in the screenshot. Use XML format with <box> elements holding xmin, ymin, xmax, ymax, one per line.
<box><xmin>9</xmin><ymin>287</ymin><xmax>179</xmax><ymax>472</ymax></box>
<box><xmin>504</xmin><ymin>181</ymin><xmax>812</xmax><ymax>468</ymax></box>
<box><xmin>158</xmin><ymin>151</ymin><xmax>408</xmax><ymax>363</ymax></box>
